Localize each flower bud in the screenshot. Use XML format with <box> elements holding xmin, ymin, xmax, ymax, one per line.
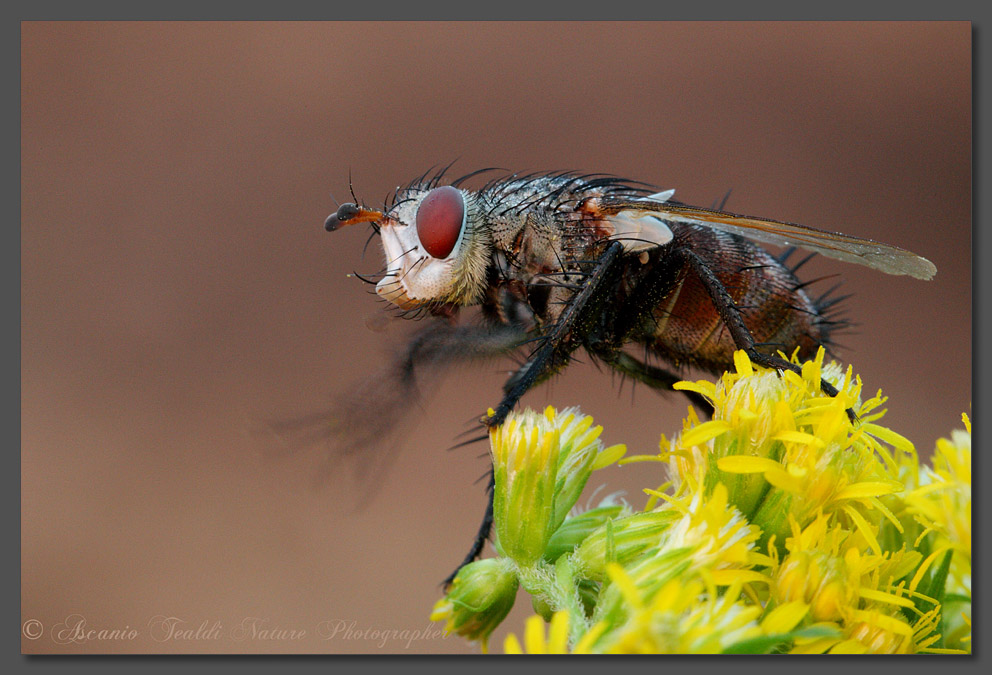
<box><xmin>489</xmin><ymin>408</ymin><xmax>562</xmax><ymax>564</ymax></box>
<box><xmin>572</xmin><ymin>509</ymin><xmax>679</xmax><ymax>581</ymax></box>
<box><xmin>846</xmin><ymin>611</ymin><xmax>914</xmax><ymax>654</ymax></box>
<box><xmin>543</xmin><ymin>504</ymin><xmax>626</xmax><ymax>563</ymax></box>
<box><xmin>774</xmin><ymin>549</ymin><xmax>856</xmax><ymax>623</ymax></box>
<box><xmin>430</xmin><ymin>558</ymin><xmax>518</xmax><ymax>649</ymax></box>
<box><xmin>490</xmin><ymin>406</ymin><xmax>624</xmax><ymax>565</ymax></box>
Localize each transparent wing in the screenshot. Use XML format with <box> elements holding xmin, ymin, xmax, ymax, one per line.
<box><xmin>601</xmin><ymin>198</ymin><xmax>936</xmax><ymax>280</ymax></box>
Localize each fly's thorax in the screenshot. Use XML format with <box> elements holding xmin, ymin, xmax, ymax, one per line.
<box><xmin>526</xmin><ymin>213</ymin><xmax>575</xmax><ymax>272</ymax></box>
<box><xmin>375</xmin><ymin>187</ymin><xmax>492</xmax><ymax>309</ymax></box>
<box><xmin>486</xmin><ymin>209</ymin><xmax>526</xmax><ymax>255</ymax></box>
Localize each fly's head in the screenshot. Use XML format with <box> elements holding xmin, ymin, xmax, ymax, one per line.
<box><xmin>326</xmin><ymin>184</ymin><xmax>492</xmax><ymax>312</ymax></box>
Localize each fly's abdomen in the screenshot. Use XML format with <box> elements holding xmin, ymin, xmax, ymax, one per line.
<box><xmin>646</xmin><ymin>228</ymin><xmax>837</xmax><ymax>373</ymax></box>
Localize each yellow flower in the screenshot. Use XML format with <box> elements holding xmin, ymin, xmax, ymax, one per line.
<box><xmin>579</xmin><ymin>484</ymin><xmax>767</xmax><ymax>652</ymax></box>
<box><xmin>894</xmin><ymin>414</ymin><xmax>972</xmax><ymax>651</ymax></box>
<box><xmin>489</xmin><ymin>407</ymin><xmax>561</xmax><ymax>564</ymax></box>
<box><xmin>441</xmin><ymin>360</ymin><xmax>969</xmax><ymax>656</ymax></box>
<box><xmin>775</xmin><ymin>549</ymin><xmax>855</xmax><ymax>623</ymax></box>
<box><xmin>652</xmin><ymin>482</ymin><xmax>763</xmax><ymax>576</ymax></box>
<box><xmin>763</xmin><ymin>511</ymin><xmax>958</xmax><ymax>654</ymax></box>
<box><xmin>904</xmin><ymin>416</ymin><xmax>971</xmax><ymax>598</ymax></box>
<box><xmin>771</xmin><ymin>514</ymin><xmax>921</xmax><ymax>627</ymax></box>
<box><xmin>671</xmin><ymin>349</ymin><xmax>908</xmax><ymax>551</ymax></box>
<box><xmin>594</xmin><ymin>568</ymin><xmax>763</xmax><ymax>653</ymax></box>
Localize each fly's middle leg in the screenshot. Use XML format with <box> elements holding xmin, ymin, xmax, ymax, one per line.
<box><xmin>599</xmin><ymin>350</ymin><xmax>715</xmax><ymax>419</ymax></box>
<box><xmin>444</xmin><ymin>242</ymin><xmax>627</xmax><ymax>587</ymax></box>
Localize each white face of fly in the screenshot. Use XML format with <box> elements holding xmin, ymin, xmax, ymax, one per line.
<box><xmin>375</xmin><ymin>186</ymin><xmax>490</xmax><ymax>309</ymax></box>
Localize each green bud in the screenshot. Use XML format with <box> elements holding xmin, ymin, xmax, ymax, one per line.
<box><xmin>572</xmin><ymin>509</ymin><xmax>680</xmax><ymax>581</ymax></box>
<box><xmin>751</xmin><ymin>487</ymin><xmax>794</xmax><ymax>555</ymax></box>
<box><xmin>544</xmin><ymin>504</ymin><xmax>627</xmax><ymax>562</ymax></box>
<box><xmin>531</xmin><ymin>593</ymin><xmax>554</xmax><ymax>622</ymax></box>
<box><xmin>430</xmin><ymin>558</ymin><xmax>518</xmax><ymax>649</ymax></box>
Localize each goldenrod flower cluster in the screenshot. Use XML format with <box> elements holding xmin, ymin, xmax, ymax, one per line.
<box><xmin>430</xmin><ymin>349</ymin><xmax>971</xmax><ymax>654</ymax></box>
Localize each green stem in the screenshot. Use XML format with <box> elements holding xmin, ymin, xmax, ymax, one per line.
<box><xmin>513</xmin><ymin>558</ymin><xmax>590</xmax><ymax>648</ymax></box>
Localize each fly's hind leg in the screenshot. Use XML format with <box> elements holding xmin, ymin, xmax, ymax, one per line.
<box><xmin>442</xmin><ymin>348</ymin><xmax>562</xmax><ymax>588</ymax></box>
<box><xmin>676</xmin><ymin>247</ymin><xmax>855</xmax><ymax>420</ymax></box>
<box><xmin>441</xmin><ymin>470</ymin><xmax>495</xmax><ymax>588</ymax></box>
<box><xmin>604</xmin><ymin>351</ymin><xmax>715</xmax><ymax>419</ymax></box>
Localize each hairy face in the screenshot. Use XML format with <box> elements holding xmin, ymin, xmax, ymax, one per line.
<box><xmin>375</xmin><ymin>185</ymin><xmax>491</xmax><ymax>311</ymax></box>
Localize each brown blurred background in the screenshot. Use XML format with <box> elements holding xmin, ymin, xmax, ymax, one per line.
<box><xmin>21</xmin><ymin>22</ymin><xmax>970</xmax><ymax>654</ymax></box>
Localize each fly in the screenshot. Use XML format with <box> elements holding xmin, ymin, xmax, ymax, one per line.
<box><xmin>323</xmin><ymin>168</ymin><xmax>936</xmax><ymax>585</ymax></box>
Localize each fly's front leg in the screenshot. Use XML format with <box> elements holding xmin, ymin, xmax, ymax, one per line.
<box><xmin>677</xmin><ymin>247</ymin><xmax>852</xmax><ymax>415</ymax></box>
<box><xmin>486</xmin><ymin>241</ymin><xmax>626</xmax><ymax>427</ymax></box>
<box><xmin>317</xmin><ymin>320</ymin><xmax>529</xmax><ymax>471</ymax></box>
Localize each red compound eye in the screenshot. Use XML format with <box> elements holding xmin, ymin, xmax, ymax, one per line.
<box><xmin>415</xmin><ymin>186</ymin><xmax>465</xmax><ymax>259</ymax></box>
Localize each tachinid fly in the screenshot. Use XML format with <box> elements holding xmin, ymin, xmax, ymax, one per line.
<box><xmin>323</xmin><ymin>168</ymin><xmax>936</xmax><ymax>584</ymax></box>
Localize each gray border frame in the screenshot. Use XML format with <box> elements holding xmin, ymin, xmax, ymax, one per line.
<box><xmin>9</xmin><ymin>3</ymin><xmax>987</xmax><ymax>673</ymax></box>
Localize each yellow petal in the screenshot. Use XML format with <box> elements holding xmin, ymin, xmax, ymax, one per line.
<box><xmin>849</xmin><ymin>610</ymin><xmax>914</xmax><ymax>637</ymax></box>
<box><xmin>734</xmin><ymin>349</ymin><xmax>754</xmax><ymax>376</ymax></box>
<box><xmin>717</xmin><ymin>455</ymin><xmax>781</xmax><ymax>474</ymax></box>
<box><xmin>858</xmin><ymin>588</ymin><xmax>915</xmax><ymax>609</ymax></box>
<box><xmin>617</xmin><ymin>453</ymin><xmax>665</xmax><ymax>465</ymax></box>
<box><xmin>547</xmin><ymin>611</ymin><xmax>569</xmax><ymax>654</ymax></box>
<box><xmin>763</xmin><ymin>601</ymin><xmax>810</xmax><ymax>634</ymax></box>
<box><xmin>829</xmin><ymin>639</ymin><xmax>870</xmax><ymax>654</ymax></box>
<box><xmin>924</xmin><ymin>648</ymin><xmax>970</xmax><ymax>655</ymax></box>
<box><xmin>747</xmin><ymin>551</ymin><xmax>777</xmax><ymax>568</ymax></box>
<box><xmin>680</xmin><ymin>420</ymin><xmax>732</xmax><ymax>447</ymax></box>
<box><xmin>710</xmin><ymin>569</ymin><xmax>770</xmax><ymax>586</ymax></box>
<box><xmin>764</xmin><ymin>466</ymin><xmax>804</xmax><ymax>494</ymax></box>
<box><xmin>575</xmin><ymin>426</ymin><xmax>603</xmax><ymax>448</ymax></box>
<box><xmin>835</xmin><ymin>481</ymin><xmax>903</xmax><ymax>500</ymax></box>
<box><xmin>605</xmin><ymin>563</ymin><xmax>643</xmax><ymax>610</ymax></box>
<box><xmin>673</xmin><ymin>380</ymin><xmax>716</xmax><ymax>400</ymax></box>
<box><xmin>868</xmin><ymin>496</ymin><xmax>904</xmax><ymax>533</ymax></box>
<box><xmin>842</xmin><ymin>505</ymin><xmax>882</xmax><ymax>556</ymax></box>
<box><xmin>774</xmin><ymin>431</ymin><xmax>826</xmax><ymax>448</ymax></box>
<box><xmin>910</xmin><ymin>546</ymin><xmax>952</xmax><ymax>592</ymax></box>
<box><xmin>573</xmin><ymin>621</ymin><xmax>608</xmax><ymax>654</ymax></box>
<box><xmin>504</xmin><ymin>634</ymin><xmax>524</xmax><ymax>654</ymax></box>
<box><xmin>523</xmin><ymin>614</ymin><xmax>546</xmax><ymax>654</ymax></box>
<box><xmin>593</xmin><ymin>443</ymin><xmax>626</xmax><ymax>470</ymax></box>
<box><xmin>861</xmin><ymin>423</ymin><xmax>915</xmax><ymax>454</ymax></box>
